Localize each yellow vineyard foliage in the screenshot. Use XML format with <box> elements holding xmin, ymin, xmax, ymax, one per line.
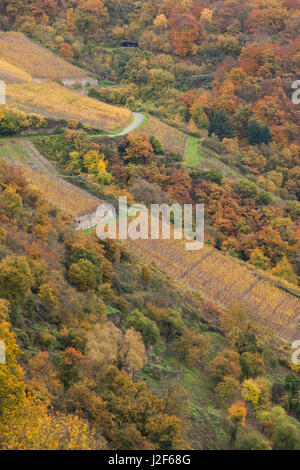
<box><xmin>7</xmin><ymin>81</ymin><xmax>132</xmax><ymax>130</ymax></box>
<box><xmin>0</xmin><ymin>59</ymin><xmax>32</xmax><ymax>83</ymax></box>
<box><xmin>21</xmin><ymin>167</ymin><xmax>100</xmax><ymax>218</ymax></box>
<box><xmin>0</xmin><ymin>32</ymin><xmax>86</xmax><ymax>79</ymax></box>
<box><xmin>133</xmin><ymin>116</ymin><xmax>187</xmax><ymax>155</ymax></box>
<box><xmin>17</xmin><ymin>167</ymin><xmax>300</xmax><ymax>340</ymax></box>
<box><xmin>126</xmin><ymin>238</ymin><xmax>300</xmax><ymax>342</ymax></box>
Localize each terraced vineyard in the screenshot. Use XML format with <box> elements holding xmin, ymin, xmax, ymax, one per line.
<box><xmin>21</xmin><ymin>167</ymin><xmax>100</xmax><ymax>218</ymax></box>
<box><xmin>6</xmin><ymin>81</ymin><xmax>132</xmax><ymax>130</ymax></box>
<box><xmin>11</xmin><ymin>160</ymin><xmax>300</xmax><ymax>341</ymax></box>
<box><xmin>126</xmin><ymin>238</ymin><xmax>300</xmax><ymax>342</ymax></box>
<box><xmin>0</xmin><ymin>32</ymin><xmax>86</xmax><ymax>79</ymax></box>
<box><xmin>3</xmin><ymin>133</ymin><xmax>299</xmax><ymax>343</ymax></box>
<box><xmin>0</xmin><ymin>58</ymin><xmax>32</xmax><ymax>83</ymax></box>
<box><xmin>133</xmin><ymin>115</ymin><xmax>188</xmax><ymax>155</ymax></box>
<box><xmin>0</xmin><ymin>138</ymin><xmax>58</xmax><ymax>176</ymax></box>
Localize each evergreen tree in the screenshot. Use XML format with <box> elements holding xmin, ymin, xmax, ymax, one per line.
<box><xmin>208</xmin><ymin>110</ymin><xmax>235</xmax><ymax>140</ymax></box>
<box><xmin>149</xmin><ymin>135</ymin><xmax>163</xmax><ymax>154</ymax></box>
<box><xmin>248</xmin><ymin>120</ymin><xmax>272</xmax><ymax>145</ymax></box>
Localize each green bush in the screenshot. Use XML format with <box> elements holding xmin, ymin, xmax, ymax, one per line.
<box><xmin>125</xmin><ymin>309</ymin><xmax>159</xmax><ymax>347</ymax></box>
<box><xmin>240</xmin><ymin>432</ymin><xmax>271</xmax><ymax>450</ymax></box>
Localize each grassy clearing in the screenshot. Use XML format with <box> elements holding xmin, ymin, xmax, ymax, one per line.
<box><xmin>137</xmin><ymin>333</ymin><xmax>229</xmax><ymax>449</ymax></box>
<box><xmin>185</xmin><ymin>136</ymin><xmax>201</xmax><ymax>167</ymax></box>
<box><xmin>184</xmin><ymin>136</ymin><xmax>244</xmax><ymax>181</ymax></box>
<box><xmin>181</xmin><ymin>366</ymin><xmax>228</xmax><ymax>449</ymax></box>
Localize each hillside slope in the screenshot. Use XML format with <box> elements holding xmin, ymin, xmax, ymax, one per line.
<box><xmin>0</xmin><ymin>138</ymin><xmax>58</xmax><ymax>176</ymax></box>
<box><xmin>132</xmin><ymin>115</ymin><xmax>188</xmax><ymax>155</ymax></box>
<box><xmin>0</xmin><ymin>32</ymin><xmax>87</xmax><ymax>80</ymax></box>
<box><xmin>126</xmin><ymin>238</ymin><xmax>300</xmax><ymax>342</ymax></box>
<box><xmin>0</xmin><ymin>58</ymin><xmax>32</xmax><ymax>84</ymax></box>
<box><xmin>10</xmin><ymin>158</ymin><xmax>299</xmax><ymax>343</ymax></box>
<box><xmin>5</xmin><ymin>157</ymin><xmax>297</xmax><ymax>451</ymax></box>
<box><xmin>6</xmin><ymin>81</ymin><xmax>132</xmax><ymax>130</ymax></box>
<box><xmin>21</xmin><ymin>166</ymin><xmax>100</xmax><ymax>218</ymax></box>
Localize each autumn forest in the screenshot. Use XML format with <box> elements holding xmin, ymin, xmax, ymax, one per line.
<box><xmin>0</xmin><ymin>0</ymin><xmax>300</xmax><ymax>453</ymax></box>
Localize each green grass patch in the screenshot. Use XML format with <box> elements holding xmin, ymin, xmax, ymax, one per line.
<box><xmin>0</xmin><ymin>139</ymin><xmax>27</xmax><ymax>162</ymax></box>
<box><xmin>0</xmin><ymin>138</ymin><xmax>58</xmax><ymax>176</ymax></box>
<box><xmin>82</xmin><ymin>227</ymin><xmax>95</xmax><ymax>236</ymax></box>
<box><xmin>184</xmin><ymin>136</ymin><xmax>201</xmax><ymax>167</ymax></box>
<box><xmin>97</xmin><ymin>78</ymin><xmax>116</xmax><ymax>87</ymax></box>
<box><xmin>107</xmin><ymin>127</ymin><xmax>126</xmax><ymax>135</ymax></box>
<box><xmin>137</xmin><ymin>329</ymin><xmax>231</xmax><ymax>449</ymax></box>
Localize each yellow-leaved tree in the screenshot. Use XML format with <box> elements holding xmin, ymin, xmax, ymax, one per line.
<box><xmin>0</xmin><ymin>298</ymin><xmax>25</xmax><ymax>422</ymax></box>
<box><xmin>87</xmin><ymin>322</ymin><xmax>147</xmax><ymax>374</ymax></box>
<box><xmin>83</xmin><ymin>150</ymin><xmax>112</xmax><ymax>185</ymax></box>
<box><xmin>0</xmin><ymin>298</ymin><xmax>105</xmax><ymax>450</ymax></box>
<box><xmin>0</xmin><ymin>393</ymin><xmax>106</xmax><ymax>450</ymax></box>
<box><xmin>228</xmin><ymin>400</ymin><xmax>247</xmax><ymax>445</ymax></box>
